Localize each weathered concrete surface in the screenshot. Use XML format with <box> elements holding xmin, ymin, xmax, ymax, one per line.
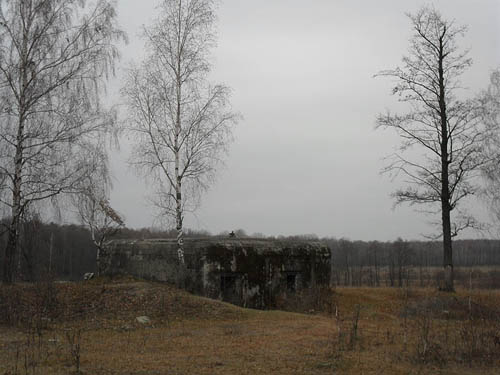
<box><xmin>106</xmin><ymin>238</ymin><xmax>330</xmax><ymax>309</ymax></box>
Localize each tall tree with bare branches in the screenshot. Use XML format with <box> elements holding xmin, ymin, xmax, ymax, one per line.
<box><xmin>0</xmin><ymin>0</ymin><xmax>125</xmax><ymax>283</ymax></box>
<box><xmin>481</xmin><ymin>69</ymin><xmax>500</xmax><ymax>231</ymax></box>
<box><xmin>123</xmin><ymin>0</ymin><xmax>238</xmax><ymax>265</ymax></box>
<box><xmin>376</xmin><ymin>7</ymin><xmax>489</xmax><ymax>291</ymax></box>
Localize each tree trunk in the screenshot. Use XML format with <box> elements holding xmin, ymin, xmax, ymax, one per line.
<box><xmin>175</xmin><ymin>177</ymin><xmax>184</xmax><ymax>265</ymax></box>
<box><xmin>3</xmin><ymin>194</ymin><xmax>21</xmax><ymax>284</ymax></box>
<box><xmin>3</xmin><ymin>27</ymin><xmax>29</xmax><ymax>284</ymax></box>
<box><xmin>3</xmin><ymin>225</ymin><xmax>18</xmax><ymax>283</ymax></box>
<box><xmin>174</xmin><ymin>38</ymin><xmax>185</xmax><ymax>266</ymax></box>
<box><xmin>440</xmin><ymin>89</ymin><xmax>454</xmax><ymax>292</ymax></box>
<box><xmin>96</xmin><ymin>245</ymin><xmax>110</xmax><ymax>276</ymax></box>
<box><xmin>3</xmin><ymin>122</ymin><xmax>25</xmax><ymax>284</ymax></box>
<box><xmin>442</xmin><ymin>204</ymin><xmax>454</xmax><ymax>291</ymax></box>
<box><xmin>389</xmin><ymin>258</ymin><xmax>395</xmax><ymax>287</ymax></box>
<box><xmin>96</xmin><ymin>246</ymin><xmax>102</xmax><ymax>276</ymax></box>
<box><xmin>438</xmin><ymin>35</ymin><xmax>454</xmax><ymax>292</ymax></box>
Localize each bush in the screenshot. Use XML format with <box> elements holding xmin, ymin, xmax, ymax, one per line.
<box><xmin>275</xmin><ymin>285</ymin><xmax>336</xmax><ymax>315</ymax></box>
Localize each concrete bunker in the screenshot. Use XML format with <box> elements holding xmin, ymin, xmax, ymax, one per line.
<box><xmin>106</xmin><ymin>238</ymin><xmax>331</xmax><ymax>309</ymax></box>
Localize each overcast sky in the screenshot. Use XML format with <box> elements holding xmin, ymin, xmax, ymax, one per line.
<box><xmin>106</xmin><ymin>0</ymin><xmax>500</xmax><ymax>241</ymax></box>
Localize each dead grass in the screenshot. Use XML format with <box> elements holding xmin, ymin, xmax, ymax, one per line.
<box><xmin>1</xmin><ymin>279</ymin><xmax>500</xmax><ymax>374</ymax></box>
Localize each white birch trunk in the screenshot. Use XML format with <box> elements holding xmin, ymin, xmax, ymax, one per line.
<box><xmin>175</xmin><ymin>47</ymin><xmax>185</xmax><ymax>265</ymax></box>
<box><xmin>3</xmin><ymin>29</ymin><xmax>28</xmax><ymax>283</ymax></box>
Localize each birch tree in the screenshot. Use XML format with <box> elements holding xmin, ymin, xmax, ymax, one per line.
<box><xmin>376</xmin><ymin>7</ymin><xmax>489</xmax><ymax>291</ymax></box>
<box><xmin>0</xmin><ymin>0</ymin><xmax>124</xmax><ymax>283</ymax></box>
<box><xmin>73</xmin><ymin>146</ymin><xmax>124</xmax><ymax>276</ymax></box>
<box><xmin>123</xmin><ymin>0</ymin><xmax>238</xmax><ymax>265</ymax></box>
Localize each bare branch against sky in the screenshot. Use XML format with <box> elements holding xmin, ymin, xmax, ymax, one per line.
<box><xmin>7</xmin><ymin>0</ymin><xmax>496</xmax><ymax>241</ymax></box>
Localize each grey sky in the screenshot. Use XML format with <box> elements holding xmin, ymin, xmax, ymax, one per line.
<box><xmin>107</xmin><ymin>0</ymin><xmax>500</xmax><ymax>240</ymax></box>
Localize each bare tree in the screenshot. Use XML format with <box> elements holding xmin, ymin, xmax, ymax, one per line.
<box><xmin>393</xmin><ymin>238</ymin><xmax>411</xmax><ymax>287</ymax></box>
<box><xmin>73</xmin><ymin>147</ymin><xmax>124</xmax><ymax>276</ymax></box>
<box><xmin>123</xmin><ymin>0</ymin><xmax>238</xmax><ymax>265</ymax></box>
<box><xmin>0</xmin><ymin>0</ymin><xmax>125</xmax><ymax>283</ymax></box>
<box><xmin>481</xmin><ymin>69</ymin><xmax>500</xmax><ymax>231</ymax></box>
<box><xmin>376</xmin><ymin>7</ymin><xmax>489</xmax><ymax>291</ymax></box>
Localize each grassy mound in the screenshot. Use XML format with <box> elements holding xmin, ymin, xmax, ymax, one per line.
<box><xmin>0</xmin><ymin>276</ymin><xmax>247</xmax><ymax>329</ymax></box>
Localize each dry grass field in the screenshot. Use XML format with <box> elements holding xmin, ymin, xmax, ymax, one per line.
<box><xmin>1</xmin><ymin>278</ymin><xmax>500</xmax><ymax>374</ymax></box>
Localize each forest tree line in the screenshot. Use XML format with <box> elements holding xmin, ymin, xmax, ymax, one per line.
<box><xmin>327</xmin><ymin>238</ymin><xmax>500</xmax><ymax>289</ymax></box>
<box><xmin>1</xmin><ymin>220</ymin><xmax>499</xmax><ymax>288</ymax></box>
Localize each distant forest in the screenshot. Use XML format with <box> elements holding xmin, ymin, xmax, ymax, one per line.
<box><xmin>1</xmin><ymin>220</ymin><xmax>499</xmax><ymax>287</ymax></box>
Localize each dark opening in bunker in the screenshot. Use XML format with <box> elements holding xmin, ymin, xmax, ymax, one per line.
<box><xmin>287</xmin><ymin>273</ymin><xmax>297</xmax><ymax>292</ymax></box>
<box><xmin>220</xmin><ymin>273</ymin><xmax>242</xmax><ymax>305</ymax></box>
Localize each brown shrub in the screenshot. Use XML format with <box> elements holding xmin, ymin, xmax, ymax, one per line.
<box><xmin>275</xmin><ymin>285</ymin><xmax>336</xmax><ymax>315</ymax></box>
